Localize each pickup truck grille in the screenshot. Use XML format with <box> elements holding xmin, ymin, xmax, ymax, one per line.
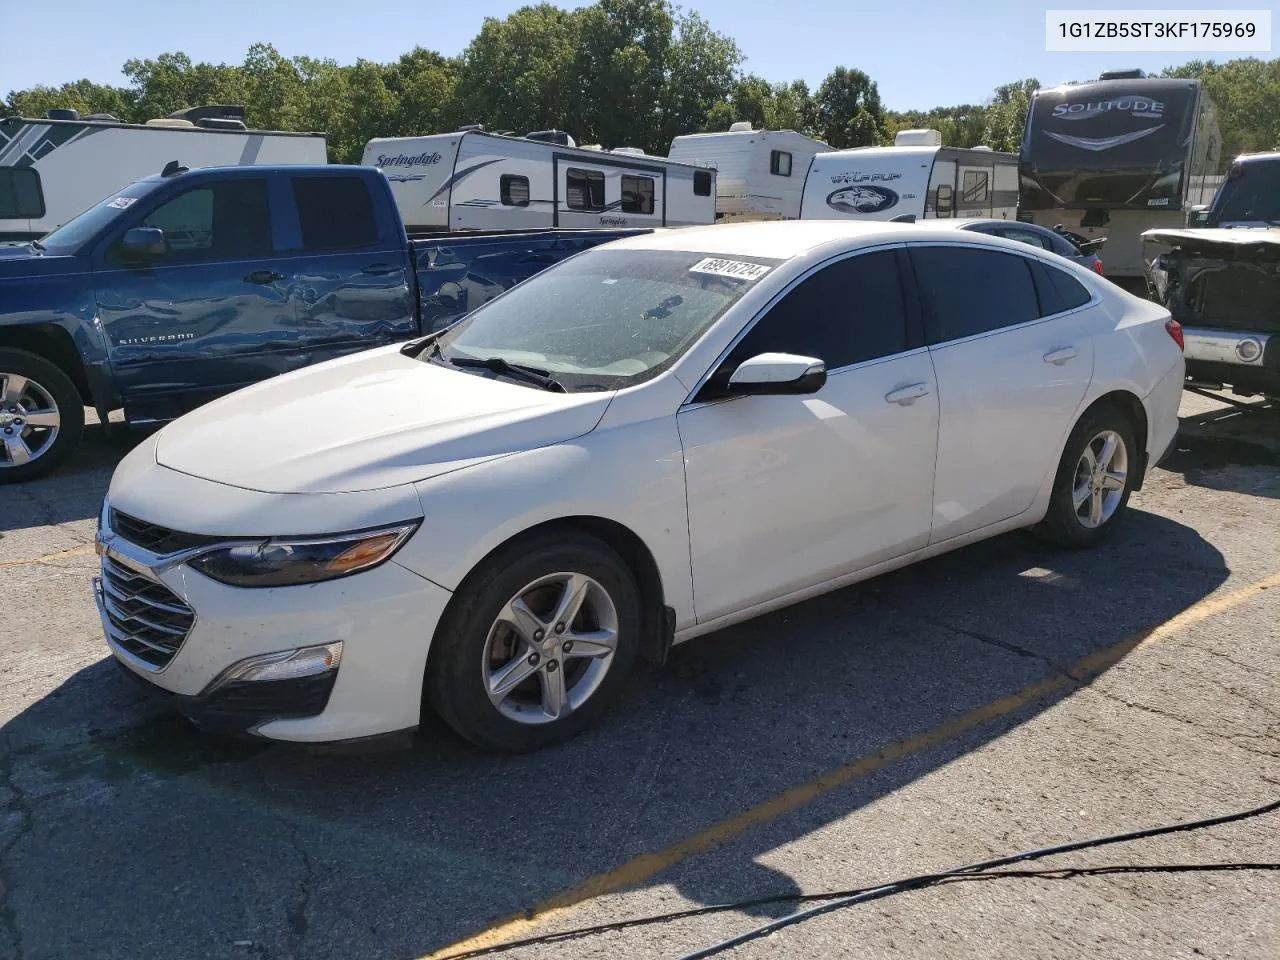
<box><xmin>100</xmin><ymin>557</ymin><xmax>195</xmax><ymax>668</ymax></box>
<box><xmin>110</xmin><ymin>509</ymin><xmax>223</xmax><ymax>556</ymax></box>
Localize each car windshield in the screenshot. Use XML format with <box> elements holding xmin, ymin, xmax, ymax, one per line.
<box><xmin>37</xmin><ymin>183</ymin><xmax>151</xmax><ymax>252</ymax></box>
<box><xmin>432</xmin><ymin>248</ymin><xmax>782</xmax><ymax>392</ymax></box>
<box><xmin>1210</xmin><ymin>161</ymin><xmax>1280</xmax><ymax>223</ymax></box>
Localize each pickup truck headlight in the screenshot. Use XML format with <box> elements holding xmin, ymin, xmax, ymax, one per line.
<box><xmin>188</xmin><ymin>522</ymin><xmax>420</xmax><ymax>588</ymax></box>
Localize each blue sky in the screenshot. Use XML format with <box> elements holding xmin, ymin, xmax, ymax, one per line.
<box><xmin>0</xmin><ymin>0</ymin><xmax>1265</xmax><ymax>111</ymax></box>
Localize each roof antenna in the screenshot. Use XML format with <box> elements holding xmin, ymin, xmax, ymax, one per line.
<box><xmin>161</xmin><ymin>160</ymin><xmax>189</xmax><ymax>177</ymax></box>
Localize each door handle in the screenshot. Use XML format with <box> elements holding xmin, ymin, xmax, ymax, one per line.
<box><xmin>362</xmin><ymin>263</ymin><xmax>401</xmax><ymax>276</ymax></box>
<box><xmin>884</xmin><ymin>382</ymin><xmax>931</xmax><ymax>405</ymax></box>
<box><xmin>1043</xmin><ymin>346</ymin><xmax>1078</xmax><ymax>365</ymax></box>
<box><xmin>245</xmin><ymin>270</ymin><xmax>284</xmax><ymax>284</ymax></box>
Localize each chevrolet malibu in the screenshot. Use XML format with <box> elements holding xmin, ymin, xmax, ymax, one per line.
<box><xmin>94</xmin><ymin>221</ymin><xmax>1186</xmax><ymax>752</ymax></box>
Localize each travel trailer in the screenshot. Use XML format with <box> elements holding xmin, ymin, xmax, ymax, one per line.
<box><xmin>799</xmin><ymin>129</ymin><xmax>1018</xmax><ymax>223</ymax></box>
<box><xmin>362</xmin><ymin>127</ymin><xmax>717</xmax><ymax>233</ymax></box>
<box><xmin>1019</xmin><ymin>69</ymin><xmax>1223</xmax><ymax>283</ymax></box>
<box><xmin>0</xmin><ymin>105</ymin><xmax>328</xmax><ymax>242</ymax></box>
<box><xmin>666</xmin><ymin>122</ymin><xmax>831</xmax><ymax>221</ymax></box>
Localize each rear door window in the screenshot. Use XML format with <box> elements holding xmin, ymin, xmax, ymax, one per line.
<box><xmin>291</xmin><ymin>176</ymin><xmax>380</xmax><ymax>251</ymax></box>
<box><xmin>909</xmin><ymin>246</ymin><xmax>1040</xmax><ymax>342</ymax></box>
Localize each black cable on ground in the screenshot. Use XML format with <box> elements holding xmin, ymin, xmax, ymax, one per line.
<box><xmin>433</xmin><ymin>797</ymin><xmax>1278</xmax><ymax>960</ymax></box>
<box><xmin>677</xmin><ymin>796</ymin><xmax>1280</xmax><ymax>959</ymax></box>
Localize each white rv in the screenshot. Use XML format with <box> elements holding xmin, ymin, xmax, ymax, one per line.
<box><xmin>666</xmin><ymin>122</ymin><xmax>831</xmax><ymax>221</ymax></box>
<box><xmin>362</xmin><ymin>127</ymin><xmax>717</xmax><ymax>233</ymax></box>
<box><xmin>799</xmin><ymin>129</ymin><xmax>1019</xmax><ymax>223</ymax></box>
<box><xmin>0</xmin><ymin>105</ymin><xmax>328</xmax><ymax>242</ymax></box>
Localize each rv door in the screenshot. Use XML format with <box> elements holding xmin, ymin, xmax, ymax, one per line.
<box><xmin>956</xmin><ymin>155</ymin><xmax>996</xmax><ymax>218</ymax></box>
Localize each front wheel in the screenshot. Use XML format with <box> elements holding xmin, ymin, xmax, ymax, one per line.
<box><xmin>0</xmin><ymin>349</ymin><xmax>84</xmax><ymax>484</ymax></box>
<box><xmin>426</xmin><ymin>530</ymin><xmax>642</xmax><ymax>753</ymax></box>
<box><xmin>1036</xmin><ymin>407</ymin><xmax>1137</xmax><ymax>548</ymax></box>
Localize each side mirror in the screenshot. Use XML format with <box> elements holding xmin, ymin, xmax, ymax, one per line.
<box><xmin>727</xmin><ymin>352</ymin><xmax>826</xmax><ymax>396</ymax></box>
<box><xmin>120</xmin><ymin>227</ymin><xmax>166</xmax><ymax>260</ymax></box>
<box><xmin>1187</xmin><ymin>205</ymin><xmax>1211</xmax><ymax>227</ymax></box>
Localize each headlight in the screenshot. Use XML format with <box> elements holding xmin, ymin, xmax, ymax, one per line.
<box><xmin>188</xmin><ymin>522</ymin><xmax>419</xmax><ymax>588</ymax></box>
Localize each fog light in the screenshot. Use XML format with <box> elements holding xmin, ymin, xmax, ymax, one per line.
<box><xmin>1236</xmin><ymin>339</ymin><xmax>1263</xmax><ymax>363</ymax></box>
<box><xmin>210</xmin><ymin>642</ymin><xmax>343</xmax><ymax>689</ymax></box>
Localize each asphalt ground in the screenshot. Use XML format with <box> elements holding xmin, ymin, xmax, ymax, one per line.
<box><xmin>0</xmin><ymin>391</ymin><xmax>1277</xmax><ymax>960</ymax></box>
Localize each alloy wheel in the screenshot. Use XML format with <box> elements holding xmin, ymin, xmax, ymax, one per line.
<box><xmin>1072</xmin><ymin>429</ymin><xmax>1128</xmax><ymax>529</ymax></box>
<box><xmin>482</xmin><ymin>571</ymin><xmax>620</xmax><ymax>724</ymax></box>
<box><xmin>0</xmin><ymin>372</ymin><xmax>61</xmax><ymax>470</ymax></box>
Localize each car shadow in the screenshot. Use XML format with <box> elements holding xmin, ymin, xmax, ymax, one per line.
<box><xmin>0</xmin><ymin>508</ymin><xmax>1230</xmax><ymax>960</ymax></box>
<box><xmin>1163</xmin><ymin>396</ymin><xmax>1280</xmax><ymax>499</ymax></box>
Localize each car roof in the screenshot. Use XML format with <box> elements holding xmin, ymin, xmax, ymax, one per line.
<box><xmin>606</xmin><ymin>219</ymin><xmax>929</xmax><ymax>259</ymax></box>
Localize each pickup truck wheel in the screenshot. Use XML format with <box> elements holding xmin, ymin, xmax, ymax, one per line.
<box><xmin>0</xmin><ymin>349</ymin><xmax>84</xmax><ymax>484</ymax></box>
<box><xmin>426</xmin><ymin>530</ymin><xmax>642</xmax><ymax>753</ymax></box>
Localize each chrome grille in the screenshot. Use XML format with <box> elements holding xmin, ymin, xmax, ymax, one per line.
<box><xmin>100</xmin><ymin>556</ymin><xmax>195</xmax><ymax>668</ymax></box>
<box><xmin>109</xmin><ymin>509</ymin><xmax>223</xmax><ymax>556</ymax></box>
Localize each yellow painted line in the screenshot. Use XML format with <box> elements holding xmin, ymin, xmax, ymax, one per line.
<box><xmin>0</xmin><ymin>543</ymin><xmax>97</xmax><ymax>568</ymax></box>
<box><xmin>422</xmin><ymin>569</ymin><xmax>1280</xmax><ymax>960</ymax></box>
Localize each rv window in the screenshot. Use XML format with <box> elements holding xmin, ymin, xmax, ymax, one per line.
<box><xmin>932</xmin><ymin>184</ymin><xmax>954</xmax><ymax>218</ymax></box>
<box><xmin>0</xmin><ymin>167</ymin><xmax>45</xmax><ymax>220</ymax></box>
<box><xmin>621</xmin><ymin>175</ymin><xmax>655</xmax><ymax>215</ymax></box>
<box><xmin>693</xmin><ymin>170</ymin><xmax>712</xmax><ymax>196</ymax></box>
<box><xmin>770</xmin><ymin>151</ymin><xmax>793</xmax><ymax>177</ymax></box>
<box><xmin>566</xmin><ymin>168</ymin><xmax>605</xmax><ymax>211</ymax></box>
<box><xmin>909</xmin><ymin>246</ymin><xmax>1039</xmax><ymax>342</ymax></box>
<box><xmin>961</xmin><ymin>170</ymin><xmax>989</xmax><ymax>204</ymax></box>
<box><xmin>724</xmin><ymin>250</ymin><xmax>908</xmax><ymax>371</ymax></box>
<box><xmin>501</xmin><ymin>174</ymin><xmax>530</xmax><ymax>207</ymax></box>
<box><xmin>137</xmin><ymin>179</ymin><xmax>272</xmax><ymax>261</ymax></box>
<box><xmin>292</xmin><ymin>176</ymin><xmax>379</xmax><ymax>251</ymax></box>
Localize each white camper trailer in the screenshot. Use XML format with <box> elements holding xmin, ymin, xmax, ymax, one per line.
<box><xmin>666</xmin><ymin>122</ymin><xmax>831</xmax><ymax>221</ymax></box>
<box><xmin>0</xmin><ymin>105</ymin><xmax>328</xmax><ymax>242</ymax></box>
<box><xmin>362</xmin><ymin>127</ymin><xmax>717</xmax><ymax>233</ymax></box>
<box><xmin>799</xmin><ymin>129</ymin><xmax>1019</xmax><ymax>223</ymax></box>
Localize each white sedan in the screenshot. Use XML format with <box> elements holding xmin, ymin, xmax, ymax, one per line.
<box><xmin>94</xmin><ymin>221</ymin><xmax>1186</xmax><ymax>752</ymax></box>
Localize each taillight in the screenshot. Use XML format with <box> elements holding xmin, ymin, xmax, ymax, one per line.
<box><xmin>1165</xmin><ymin>318</ymin><xmax>1185</xmax><ymax>351</ymax></box>
<box><xmin>1092</xmin><ymin>258</ymin><xmax>1105</xmax><ymax>276</ymax></box>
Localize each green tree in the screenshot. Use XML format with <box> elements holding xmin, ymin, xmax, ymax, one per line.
<box><xmin>982</xmin><ymin>77</ymin><xmax>1038</xmax><ymax>152</ymax></box>
<box><xmin>815</xmin><ymin>66</ymin><xmax>884</xmax><ymax>148</ymax></box>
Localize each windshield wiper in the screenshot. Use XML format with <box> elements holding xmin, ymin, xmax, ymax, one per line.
<box><xmin>448</xmin><ymin>355</ymin><xmax>567</xmax><ymax>393</ymax></box>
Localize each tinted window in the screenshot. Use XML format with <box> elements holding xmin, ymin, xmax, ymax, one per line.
<box><xmin>1211</xmin><ymin>161</ymin><xmax>1280</xmax><ymax>222</ymax></box>
<box><xmin>723</xmin><ymin>250</ymin><xmax>908</xmax><ymax>374</ymax></box>
<box><xmin>1033</xmin><ymin>260</ymin><xmax>1093</xmax><ymax>315</ymax></box>
<box><xmin>139</xmin><ymin>179</ymin><xmax>272</xmax><ymax>261</ymax></box>
<box><xmin>621</xmin><ymin>175</ymin><xmax>655</xmax><ymax>214</ymax></box>
<box><xmin>0</xmin><ymin>168</ymin><xmax>44</xmax><ymax>219</ymax></box>
<box><xmin>501</xmin><ymin>174</ymin><xmax>530</xmax><ymax>207</ymax></box>
<box><xmin>694</xmin><ymin>170</ymin><xmax>712</xmax><ymax>196</ymax></box>
<box><xmin>910</xmin><ymin>246</ymin><xmax>1039</xmax><ymax>342</ymax></box>
<box><xmin>770</xmin><ymin>150</ymin><xmax>793</xmax><ymax>177</ymax></box>
<box><xmin>566</xmin><ymin>168</ymin><xmax>605</xmax><ymax>211</ymax></box>
<box><xmin>292</xmin><ymin>176</ymin><xmax>379</xmax><ymax>251</ymax></box>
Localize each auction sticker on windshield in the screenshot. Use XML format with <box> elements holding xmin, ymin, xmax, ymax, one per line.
<box><xmin>107</xmin><ymin>197</ymin><xmax>138</xmax><ymax>210</ymax></box>
<box><xmin>689</xmin><ymin>258</ymin><xmax>772</xmax><ymax>281</ymax></box>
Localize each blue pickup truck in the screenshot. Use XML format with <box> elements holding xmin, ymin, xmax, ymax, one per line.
<box><xmin>0</xmin><ymin>163</ymin><xmax>648</xmax><ymax>482</ymax></box>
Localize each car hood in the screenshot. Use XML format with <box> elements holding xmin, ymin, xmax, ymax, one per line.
<box><xmin>155</xmin><ymin>345</ymin><xmax>615</xmax><ymax>494</ymax></box>
<box><xmin>0</xmin><ymin>245</ymin><xmax>81</xmax><ymax>278</ymax></box>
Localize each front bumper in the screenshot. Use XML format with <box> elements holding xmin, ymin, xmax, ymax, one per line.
<box><xmin>95</xmin><ymin>513</ymin><xmax>454</xmax><ymax>743</ymax></box>
<box><xmin>112</xmin><ymin>654</ymin><xmax>338</xmax><ymax>737</ymax></box>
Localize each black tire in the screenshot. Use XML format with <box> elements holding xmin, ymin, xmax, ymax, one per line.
<box><xmin>0</xmin><ymin>348</ymin><xmax>84</xmax><ymax>485</ymax></box>
<box><xmin>1035</xmin><ymin>404</ymin><xmax>1138</xmax><ymax>549</ymax></box>
<box><xmin>426</xmin><ymin>529</ymin><xmax>642</xmax><ymax>753</ymax></box>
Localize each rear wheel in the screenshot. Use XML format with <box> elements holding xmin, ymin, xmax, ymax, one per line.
<box><xmin>426</xmin><ymin>530</ymin><xmax>642</xmax><ymax>753</ymax></box>
<box><xmin>1036</xmin><ymin>406</ymin><xmax>1137</xmax><ymax>548</ymax></box>
<box><xmin>0</xmin><ymin>349</ymin><xmax>84</xmax><ymax>484</ymax></box>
